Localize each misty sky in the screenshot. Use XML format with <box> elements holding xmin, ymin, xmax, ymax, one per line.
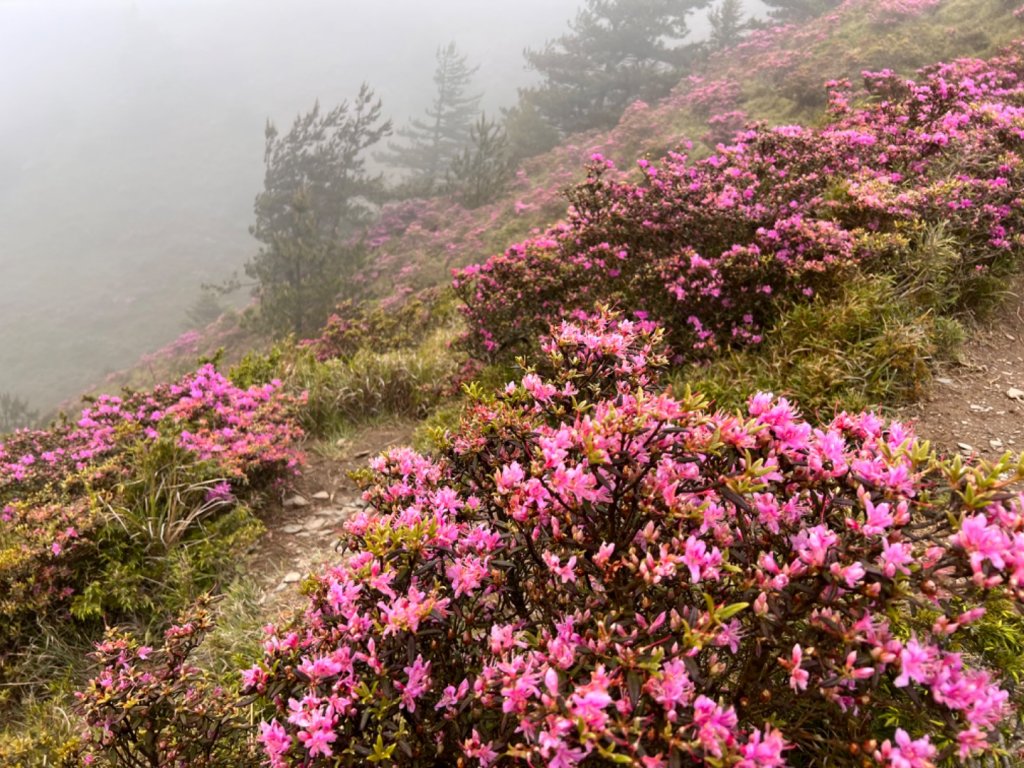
<box><xmin>0</xmin><ymin>0</ymin><xmax>589</xmax><ymax>409</ymax></box>
<box><xmin>0</xmin><ymin>0</ymin><xmax>759</xmax><ymax>412</ymax></box>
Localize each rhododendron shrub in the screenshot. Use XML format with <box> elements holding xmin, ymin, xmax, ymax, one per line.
<box><xmin>0</xmin><ymin>364</ymin><xmax>304</xmax><ymax>669</ymax></box>
<box><xmin>874</xmin><ymin>0</ymin><xmax>941</xmax><ymax>17</ymax></box>
<box><xmin>248</xmin><ymin>313</ymin><xmax>1024</xmax><ymax>766</ymax></box>
<box><xmin>75</xmin><ymin>596</ymin><xmax>259</xmax><ymax>767</ymax></box>
<box><xmin>297</xmin><ymin>294</ymin><xmax>442</xmax><ymax>363</ymax></box>
<box><xmin>455</xmin><ymin>44</ymin><xmax>1024</xmax><ymax>361</ymax></box>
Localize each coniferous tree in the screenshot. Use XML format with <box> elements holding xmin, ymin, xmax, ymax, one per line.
<box><xmin>708</xmin><ymin>0</ymin><xmax>746</xmax><ymax>49</ymax></box>
<box><xmin>247</xmin><ymin>85</ymin><xmax>391</xmax><ymax>337</ymax></box>
<box><xmin>0</xmin><ymin>392</ymin><xmax>39</xmax><ymax>434</ymax></box>
<box><xmin>445</xmin><ymin>114</ymin><xmax>515</xmax><ymax>209</ymax></box>
<box><xmin>522</xmin><ymin>0</ymin><xmax>710</xmax><ymax>136</ymax></box>
<box><xmin>501</xmin><ymin>94</ymin><xmax>562</xmax><ymax>163</ymax></box>
<box><xmin>378</xmin><ymin>42</ymin><xmax>482</xmax><ymax>195</ymax></box>
<box><xmin>759</xmin><ymin>0</ymin><xmax>842</xmax><ymax>22</ymax></box>
<box><xmin>184</xmin><ymin>289</ymin><xmax>227</xmax><ymax>329</ymax></box>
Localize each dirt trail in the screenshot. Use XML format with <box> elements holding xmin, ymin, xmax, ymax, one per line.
<box><xmin>899</xmin><ymin>278</ymin><xmax>1024</xmax><ymax>459</ymax></box>
<box><xmin>243</xmin><ymin>421</ymin><xmax>417</xmax><ymax>617</ymax></box>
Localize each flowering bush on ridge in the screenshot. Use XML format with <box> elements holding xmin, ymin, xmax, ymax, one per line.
<box><xmin>348</xmin><ymin>0</ymin><xmax>1015</xmax><ymax>307</ymax></box>
<box><xmin>247</xmin><ymin>311</ymin><xmax>1024</xmax><ymax>766</ymax></box>
<box><xmin>455</xmin><ymin>42</ymin><xmax>1024</xmax><ymax>362</ymax></box>
<box><xmin>875</xmin><ymin>0</ymin><xmax>942</xmax><ymax>16</ymax></box>
<box><xmin>0</xmin><ymin>364</ymin><xmax>304</xmax><ymax>669</ymax></box>
<box><xmin>298</xmin><ymin>294</ymin><xmax>442</xmax><ymax>363</ymax></box>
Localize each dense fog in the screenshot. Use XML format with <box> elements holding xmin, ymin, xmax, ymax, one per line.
<box><xmin>0</xmin><ymin>0</ymin><xmax>763</xmax><ymax>414</ymax></box>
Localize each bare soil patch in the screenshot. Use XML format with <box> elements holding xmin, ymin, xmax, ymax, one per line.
<box><xmin>900</xmin><ymin>278</ymin><xmax>1024</xmax><ymax>459</ymax></box>
<box><xmin>243</xmin><ymin>420</ymin><xmax>418</xmax><ymax>618</ymax></box>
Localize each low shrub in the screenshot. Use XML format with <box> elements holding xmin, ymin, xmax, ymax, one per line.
<box><xmin>681</xmin><ymin>274</ymin><xmax>954</xmax><ymax>415</ymax></box>
<box><xmin>298</xmin><ymin>292</ymin><xmax>450</xmax><ymax>363</ymax></box>
<box><xmin>232</xmin><ymin>320</ymin><xmax>464</xmax><ymax>439</ymax></box>
<box><xmin>246</xmin><ymin>311</ymin><xmax>1024</xmax><ymax>767</ymax></box>
<box><xmin>0</xmin><ymin>365</ymin><xmax>304</xmax><ymax>699</ymax></box>
<box><xmin>295</xmin><ymin>336</ymin><xmax>460</xmax><ymax>436</ymax></box>
<box><xmin>75</xmin><ymin>596</ymin><xmax>260</xmax><ymax>768</ymax></box>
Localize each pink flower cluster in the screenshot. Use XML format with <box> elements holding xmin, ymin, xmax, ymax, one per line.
<box><xmin>875</xmin><ymin>0</ymin><xmax>941</xmax><ymax>18</ymax></box>
<box><xmin>1</xmin><ymin>364</ymin><xmax>302</xmax><ymax>494</ymax></box>
<box><xmin>75</xmin><ymin>598</ymin><xmax>254</xmax><ymax>767</ymax></box>
<box><xmin>355</xmin><ymin>0</ymin><xmax>948</xmax><ymax>307</ymax></box>
<box><xmin>455</xmin><ymin>42</ymin><xmax>1024</xmax><ymax>361</ymax></box>
<box><xmin>0</xmin><ymin>364</ymin><xmax>304</xmax><ymax>649</ymax></box>
<box><xmin>247</xmin><ymin>312</ymin><xmax>1024</xmax><ymax>766</ymax></box>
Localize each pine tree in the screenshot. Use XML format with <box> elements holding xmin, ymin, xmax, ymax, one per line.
<box><xmin>759</xmin><ymin>0</ymin><xmax>842</xmax><ymax>22</ymax></box>
<box><xmin>708</xmin><ymin>0</ymin><xmax>746</xmax><ymax>49</ymax></box>
<box><xmin>0</xmin><ymin>392</ymin><xmax>39</xmax><ymax>433</ymax></box>
<box><xmin>378</xmin><ymin>42</ymin><xmax>482</xmax><ymax>195</ymax></box>
<box><xmin>445</xmin><ymin>114</ymin><xmax>515</xmax><ymax>209</ymax></box>
<box><xmin>184</xmin><ymin>289</ymin><xmax>227</xmax><ymax>329</ymax></box>
<box><xmin>522</xmin><ymin>0</ymin><xmax>710</xmax><ymax>136</ymax></box>
<box><xmin>247</xmin><ymin>85</ymin><xmax>391</xmax><ymax>337</ymax></box>
<box><xmin>501</xmin><ymin>94</ymin><xmax>562</xmax><ymax>163</ymax></box>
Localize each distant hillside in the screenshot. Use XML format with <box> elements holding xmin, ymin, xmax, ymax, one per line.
<box><xmin>85</xmin><ymin>0</ymin><xmax>1022</xmax><ymax>407</ymax></box>
<box><xmin>361</xmin><ymin>0</ymin><xmax>1023</xmax><ymax>300</ymax></box>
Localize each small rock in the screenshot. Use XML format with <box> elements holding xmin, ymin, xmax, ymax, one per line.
<box><xmin>312</xmin><ymin>491</ymin><xmax>331</xmax><ymax>501</ymax></box>
<box><xmin>1007</xmin><ymin>387</ymin><xmax>1024</xmax><ymax>402</ymax></box>
<box><xmin>354</xmin><ymin>450</ymin><xmax>371</xmax><ymax>459</ymax></box>
<box><xmin>282</xmin><ymin>571</ymin><xmax>302</xmax><ymax>584</ymax></box>
<box><xmin>284</xmin><ymin>494</ymin><xmax>309</xmax><ymax>508</ymax></box>
<box><xmin>935</xmin><ymin>377</ymin><xmax>956</xmax><ymax>386</ymax></box>
<box><xmin>957</xmin><ymin>442</ymin><xmax>974</xmax><ymax>454</ymax></box>
<box><xmin>282</xmin><ymin>524</ymin><xmax>304</xmax><ymax>534</ymax></box>
<box><xmin>990</xmin><ymin>439</ymin><xmax>1004</xmax><ymax>450</ymax></box>
<box><xmin>969</xmin><ymin>404</ymin><xmax>992</xmax><ymax>413</ymax></box>
<box><xmin>304</xmin><ymin>518</ymin><xmax>328</xmax><ymax>532</ymax></box>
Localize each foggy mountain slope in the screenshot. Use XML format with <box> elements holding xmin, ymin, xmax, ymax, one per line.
<box><xmin>9</xmin><ymin>2</ymin><xmax>1024</xmax><ymax>762</ymax></box>
<box><xmin>0</xmin><ymin>0</ymin><xmax>581</xmax><ymax>412</ymax></box>
<box><xmin>89</xmin><ymin>0</ymin><xmax>1019</xmax><ymax>404</ymax></box>
<box><xmin>361</xmin><ymin>0</ymin><xmax>1022</xmax><ymax>301</ymax></box>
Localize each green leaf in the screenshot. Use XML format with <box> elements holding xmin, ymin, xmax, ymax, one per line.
<box><xmin>717</xmin><ymin>602</ymin><xmax>749</xmax><ymax>621</ymax></box>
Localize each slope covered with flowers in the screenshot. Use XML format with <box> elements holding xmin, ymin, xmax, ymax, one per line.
<box><xmin>91</xmin><ymin>0</ymin><xmax>1021</xmax><ymax>399</ymax></box>
<box><xmin>455</xmin><ymin>43</ymin><xmax>1024</xmax><ymax>362</ymax></box>
<box><xmin>239</xmin><ymin>313</ymin><xmax>1024</xmax><ymax>767</ymax></box>
<box><xmin>0</xmin><ymin>364</ymin><xmax>303</xmax><ymax>680</ymax></box>
<box><xmin>365</xmin><ymin>0</ymin><xmax>1020</xmax><ymax>299</ymax></box>
<box><xmin>12</xmin><ymin>2</ymin><xmax>1024</xmax><ymax>765</ymax></box>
